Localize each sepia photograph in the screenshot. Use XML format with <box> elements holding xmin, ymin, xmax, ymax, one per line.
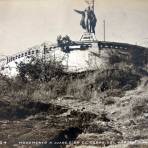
<box><xmin>0</xmin><ymin>0</ymin><xmax>148</xmax><ymax>147</ymax></box>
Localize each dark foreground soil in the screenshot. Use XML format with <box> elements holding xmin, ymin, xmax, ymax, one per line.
<box><xmin>0</xmin><ymin>67</ymin><xmax>148</xmax><ymax>148</ymax></box>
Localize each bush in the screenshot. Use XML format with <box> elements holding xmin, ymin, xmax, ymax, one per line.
<box><xmin>17</xmin><ymin>57</ymin><xmax>65</xmax><ymax>82</ymax></box>
<box><xmin>0</xmin><ymin>74</ymin><xmax>12</xmax><ymax>96</ymax></box>
<box><xmin>57</xmin><ymin>35</ymin><xmax>73</xmax><ymax>52</ymax></box>
<box><xmin>95</xmin><ymin>67</ymin><xmax>141</xmax><ymax>92</ymax></box>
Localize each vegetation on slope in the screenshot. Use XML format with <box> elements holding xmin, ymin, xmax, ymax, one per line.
<box><xmin>0</xmin><ymin>48</ymin><xmax>147</xmax><ymax>147</ymax></box>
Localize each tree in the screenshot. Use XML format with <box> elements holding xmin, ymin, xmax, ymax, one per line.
<box><xmin>57</xmin><ymin>35</ymin><xmax>72</xmax><ymax>53</ymax></box>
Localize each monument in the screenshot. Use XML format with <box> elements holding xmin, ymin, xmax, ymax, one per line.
<box><xmin>74</xmin><ymin>0</ymin><xmax>97</xmax><ymax>42</ymax></box>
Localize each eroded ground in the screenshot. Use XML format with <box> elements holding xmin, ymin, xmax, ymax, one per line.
<box><xmin>0</xmin><ymin>69</ymin><xmax>148</xmax><ymax>148</ymax></box>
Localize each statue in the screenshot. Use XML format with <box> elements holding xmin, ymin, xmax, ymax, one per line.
<box><xmin>74</xmin><ymin>5</ymin><xmax>97</xmax><ymax>34</ymax></box>
<box><xmin>74</xmin><ymin>9</ymin><xmax>87</xmax><ymax>30</ymax></box>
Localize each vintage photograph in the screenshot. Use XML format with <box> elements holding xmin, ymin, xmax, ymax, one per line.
<box><xmin>0</xmin><ymin>0</ymin><xmax>148</xmax><ymax>147</ymax></box>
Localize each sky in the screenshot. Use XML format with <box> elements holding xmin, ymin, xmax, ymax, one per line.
<box><xmin>0</xmin><ymin>0</ymin><xmax>148</xmax><ymax>55</ymax></box>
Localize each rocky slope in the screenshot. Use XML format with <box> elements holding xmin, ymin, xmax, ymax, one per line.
<box><xmin>0</xmin><ymin>44</ymin><xmax>148</xmax><ymax>148</ymax></box>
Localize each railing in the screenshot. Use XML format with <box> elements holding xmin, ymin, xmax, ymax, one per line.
<box><xmin>97</xmin><ymin>41</ymin><xmax>147</xmax><ymax>50</ymax></box>
<box><xmin>5</xmin><ymin>49</ymin><xmax>40</xmax><ymax>64</ymax></box>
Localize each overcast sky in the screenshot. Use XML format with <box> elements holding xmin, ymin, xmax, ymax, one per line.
<box><xmin>0</xmin><ymin>0</ymin><xmax>148</xmax><ymax>55</ymax></box>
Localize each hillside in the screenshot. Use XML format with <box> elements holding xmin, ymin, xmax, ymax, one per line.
<box><xmin>0</xmin><ymin>43</ymin><xmax>148</xmax><ymax>148</ymax></box>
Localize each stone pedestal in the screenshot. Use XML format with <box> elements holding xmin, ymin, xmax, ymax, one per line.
<box><xmin>80</xmin><ymin>32</ymin><xmax>97</xmax><ymax>42</ymax></box>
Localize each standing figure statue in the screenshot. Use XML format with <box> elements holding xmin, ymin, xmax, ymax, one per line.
<box><xmin>74</xmin><ymin>5</ymin><xmax>97</xmax><ymax>34</ymax></box>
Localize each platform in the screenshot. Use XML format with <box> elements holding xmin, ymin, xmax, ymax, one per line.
<box><xmin>80</xmin><ymin>32</ymin><xmax>97</xmax><ymax>42</ymax></box>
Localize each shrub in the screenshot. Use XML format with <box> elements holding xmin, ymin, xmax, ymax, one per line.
<box><xmin>57</xmin><ymin>35</ymin><xmax>73</xmax><ymax>52</ymax></box>
<box><xmin>95</xmin><ymin>67</ymin><xmax>141</xmax><ymax>92</ymax></box>
<box><xmin>17</xmin><ymin>57</ymin><xmax>65</xmax><ymax>82</ymax></box>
